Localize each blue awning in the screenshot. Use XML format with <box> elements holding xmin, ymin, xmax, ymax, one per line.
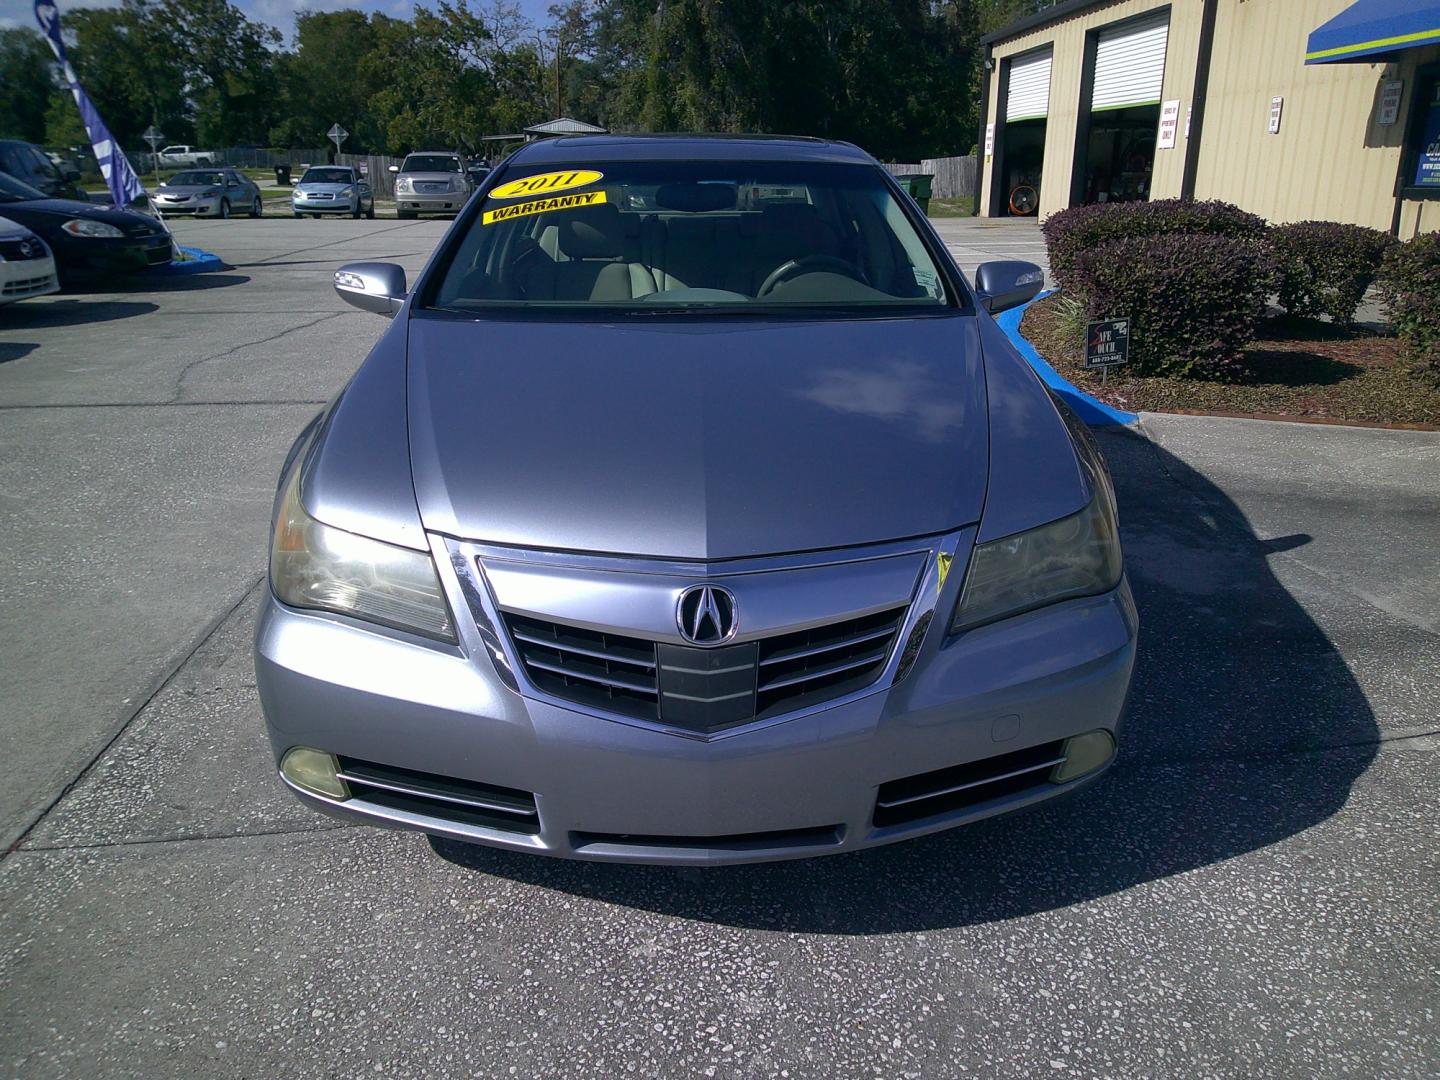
<box><xmin>1306</xmin><ymin>0</ymin><xmax>1440</xmax><ymax>64</ymax></box>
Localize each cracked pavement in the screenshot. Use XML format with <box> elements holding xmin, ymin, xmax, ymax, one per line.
<box><xmin>1</xmin><ymin>218</ymin><xmax>1437</xmax><ymax>1078</ymax></box>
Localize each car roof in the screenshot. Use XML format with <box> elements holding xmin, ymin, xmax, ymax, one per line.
<box><xmin>406</xmin><ymin>151</ymin><xmax>460</xmax><ymax>157</ymax></box>
<box><xmin>509</xmin><ymin>134</ymin><xmax>875</xmax><ymax>166</ymax></box>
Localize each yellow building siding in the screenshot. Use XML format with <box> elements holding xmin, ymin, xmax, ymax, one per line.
<box><xmin>981</xmin><ymin>0</ymin><xmax>1440</xmax><ymax>232</ymax></box>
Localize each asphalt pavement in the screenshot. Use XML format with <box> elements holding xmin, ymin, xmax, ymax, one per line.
<box><xmin>1</xmin><ymin>218</ymin><xmax>1436</xmax><ymax>1079</ymax></box>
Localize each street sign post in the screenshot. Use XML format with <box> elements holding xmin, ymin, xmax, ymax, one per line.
<box><xmin>327</xmin><ymin>123</ymin><xmax>349</xmax><ymax>161</ymax></box>
<box><xmin>1085</xmin><ymin>317</ymin><xmax>1131</xmax><ymax>386</ymax></box>
<box><xmin>142</xmin><ymin>125</ymin><xmax>164</xmax><ymax>186</ymax></box>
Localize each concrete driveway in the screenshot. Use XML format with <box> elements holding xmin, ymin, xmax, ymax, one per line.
<box><xmin>1</xmin><ymin>219</ymin><xmax>1435</xmax><ymax>1078</ymax></box>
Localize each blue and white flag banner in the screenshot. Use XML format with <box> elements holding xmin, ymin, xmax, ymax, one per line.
<box><xmin>33</xmin><ymin>0</ymin><xmax>150</xmax><ymax>212</ymax></box>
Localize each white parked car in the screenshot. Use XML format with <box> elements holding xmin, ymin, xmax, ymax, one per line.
<box><xmin>0</xmin><ymin>214</ymin><xmax>59</xmax><ymax>305</ymax></box>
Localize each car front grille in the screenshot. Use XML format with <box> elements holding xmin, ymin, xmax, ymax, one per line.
<box><xmin>0</xmin><ymin>238</ymin><xmax>44</xmax><ymax>260</ymax></box>
<box><xmin>872</xmin><ymin>740</ymin><xmax>1067</xmax><ymax>829</ymax></box>
<box><xmin>501</xmin><ymin>606</ymin><xmax>907</xmax><ymax>734</ymax></box>
<box><xmin>335</xmin><ymin>756</ymin><xmax>540</xmax><ymax>834</ymax></box>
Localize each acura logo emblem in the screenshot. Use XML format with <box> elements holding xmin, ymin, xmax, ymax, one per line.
<box><xmin>676</xmin><ymin>584</ymin><xmax>738</xmax><ymax>645</ymax></box>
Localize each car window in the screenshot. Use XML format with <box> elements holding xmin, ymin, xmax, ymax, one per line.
<box><xmin>170</xmin><ymin>171</ymin><xmax>225</xmax><ymax>186</ymax></box>
<box><xmin>403</xmin><ymin>155</ymin><xmax>462</xmax><ymax>173</ymax></box>
<box><xmin>0</xmin><ymin>145</ymin><xmax>26</xmax><ymax>178</ymax></box>
<box><xmin>300</xmin><ymin>168</ymin><xmax>354</xmax><ymax>184</ymax></box>
<box><xmin>0</xmin><ymin>170</ymin><xmax>45</xmax><ymax>202</ymax></box>
<box><xmin>428</xmin><ymin>160</ymin><xmax>952</xmax><ymax>314</ymax></box>
<box><xmin>26</xmin><ymin>148</ymin><xmax>58</xmax><ymax>179</ymax></box>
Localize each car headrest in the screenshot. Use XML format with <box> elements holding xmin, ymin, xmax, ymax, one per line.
<box><xmin>556</xmin><ymin>204</ymin><xmax>625</xmax><ymax>259</ymax></box>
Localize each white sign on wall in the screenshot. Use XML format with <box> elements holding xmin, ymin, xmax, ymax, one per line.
<box><xmin>1379</xmin><ymin>80</ymin><xmax>1404</xmax><ymax>126</ymax></box>
<box><xmin>1157</xmin><ymin>99</ymin><xmax>1181</xmax><ymax>149</ymax></box>
<box><xmin>985</xmin><ymin>123</ymin><xmax>995</xmax><ymax>160</ymax></box>
<box><xmin>1268</xmin><ymin>96</ymin><xmax>1284</xmax><ymax>134</ymax></box>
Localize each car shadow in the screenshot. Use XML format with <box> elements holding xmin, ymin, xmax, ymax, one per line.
<box><xmin>0</xmin><ymin>342</ymin><xmax>39</xmax><ymax>364</ymax></box>
<box><xmin>429</xmin><ymin>427</ymin><xmax>1378</xmax><ymax>932</ymax></box>
<box><xmin>74</xmin><ymin>273</ymin><xmax>249</xmax><ymax>294</ymax></box>
<box><xmin>0</xmin><ymin>299</ymin><xmax>157</xmax><ymax>329</ymax></box>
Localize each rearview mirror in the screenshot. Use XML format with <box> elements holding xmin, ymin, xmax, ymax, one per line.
<box><xmin>974</xmin><ymin>260</ymin><xmax>1046</xmax><ymax>314</ymax></box>
<box><xmin>388</xmin><ymin>164</ymin><xmax>400</xmax><ymax>173</ymax></box>
<box><xmin>334</xmin><ymin>262</ymin><xmax>407</xmax><ymax>318</ymax></box>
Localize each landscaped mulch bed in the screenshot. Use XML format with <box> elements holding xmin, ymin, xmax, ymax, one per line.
<box><xmin>1020</xmin><ymin>293</ymin><xmax>1440</xmax><ymax>427</ymax></box>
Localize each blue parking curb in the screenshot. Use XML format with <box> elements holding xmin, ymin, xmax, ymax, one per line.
<box><xmin>994</xmin><ymin>290</ymin><xmax>1138</xmax><ymax>427</ymax></box>
<box><xmin>157</xmin><ymin>244</ymin><xmax>225</xmax><ymax>275</ymax></box>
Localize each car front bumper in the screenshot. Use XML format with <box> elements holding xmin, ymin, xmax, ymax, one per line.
<box><xmin>0</xmin><ymin>252</ymin><xmax>60</xmax><ymax>302</ymax></box>
<box><xmin>256</xmin><ymin>558</ymin><xmax>1138</xmax><ymax>865</ymax></box>
<box><xmin>156</xmin><ymin>196</ymin><xmax>223</xmax><ymax>216</ymax></box>
<box><xmin>293</xmin><ymin>196</ymin><xmax>356</xmax><ymax>214</ymax></box>
<box><xmin>397</xmin><ymin>191</ymin><xmax>466</xmax><ymax>212</ymax></box>
<box><xmin>58</xmin><ymin>234</ymin><xmax>172</xmax><ymax>274</ymax></box>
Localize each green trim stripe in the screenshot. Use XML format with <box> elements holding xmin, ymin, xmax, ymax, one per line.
<box><xmin>1006</xmin><ymin>113</ymin><xmax>1049</xmax><ymax>122</ymax></box>
<box><xmin>1306</xmin><ymin>26</ymin><xmax>1440</xmax><ymax>61</ymax></box>
<box><xmin>1091</xmin><ymin>99</ymin><xmax>1160</xmax><ymax>112</ymax></box>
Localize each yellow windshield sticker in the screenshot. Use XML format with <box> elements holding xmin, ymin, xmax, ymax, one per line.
<box><xmin>488</xmin><ymin>169</ymin><xmax>604</xmax><ymax>200</ymax></box>
<box><xmin>482</xmin><ymin>189</ymin><xmax>608</xmax><ymax>225</ymax></box>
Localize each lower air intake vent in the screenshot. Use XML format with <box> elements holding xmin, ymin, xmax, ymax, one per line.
<box><xmin>873</xmin><ymin>740</ymin><xmax>1066</xmax><ymax>828</ymax></box>
<box><xmin>335</xmin><ymin>757</ymin><xmax>539</xmax><ymax>834</ymax></box>
<box><xmin>571</xmin><ymin>825</ymin><xmax>843</xmax><ymax>857</ymax></box>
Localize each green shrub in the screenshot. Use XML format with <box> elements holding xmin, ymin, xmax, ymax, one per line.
<box><xmin>1042</xmin><ymin>198</ymin><xmax>1267</xmax><ymax>292</ymax></box>
<box><xmin>1271</xmin><ymin>221</ymin><xmax>1394</xmax><ymax>324</ymax></box>
<box><xmin>1071</xmin><ymin>233</ymin><xmax>1276</xmax><ymax>377</ymax></box>
<box><xmin>1376</xmin><ymin>232</ymin><xmax>1440</xmax><ymax>377</ymax></box>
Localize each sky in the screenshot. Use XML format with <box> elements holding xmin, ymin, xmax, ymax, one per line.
<box><xmin>0</xmin><ymin>0</ymin><xmax>556</xmax><ymax>39</ymax></box>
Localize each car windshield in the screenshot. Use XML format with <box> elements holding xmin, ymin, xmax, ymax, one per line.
<box><xmin>404</xmin><ymin>155</ymin><xmax>461</xmax><ymax>173</ymax></box>
<box><xmin>168</xmin><ymin>171</ymin><xmax>225</xmax><ymax>187</ymax></box>
<box><xmin>0</xmin><ymin>171</ymin><xmax>45</xmax><ymax>203</ymax></box>
<box><xmin>300</xmin><ymin>168</ymin><xmax>353</xmax><ymax>185</ymax></box>
<box><xmin>428</xmin><ymin>160</ymin><xmax>951</xmax><ymax>314</ymax></box>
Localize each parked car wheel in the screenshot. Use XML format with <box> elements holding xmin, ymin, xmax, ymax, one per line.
<box><xmin>218</xmin><ymin>199</ymin><xmax>230</xmax><ymax>219</ymax></box>
<box><xmin>398</xmin><ymin>210</ymin><xmax>416</xmax><ymax>220</ymax></box>
<box><xmin>293</xmin><ymin>210</ymin><xmax>302</xmax><ymax>218</ymax></box>
<box><xmin>250</xmin><ymin>196</ymin><xmax>263</xmax><ymax>218</ymax></box>
<box><xmin>351</xmin><ymin>200</ymin><xmax>361</xmax><ymax>219</ymax></box>
<box><xmin>366</xmin><ymin>201</ymin><xmax>375</xmax><ymax>220</ymax></box>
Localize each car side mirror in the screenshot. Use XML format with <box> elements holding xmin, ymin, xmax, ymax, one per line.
<box><xmin>973</xmin><ymin>260</ymin><xmax>1046</xmax><ymax>314</ymax></box>
<box><xmin>388</xmin><ymin>164</ymin><xmax>400</xmax><ymax>173</ymax></box>
<box><xmin>334</xmin><ymin>262</ymin><xmax>407</xmax><ymax>318</ymax></box>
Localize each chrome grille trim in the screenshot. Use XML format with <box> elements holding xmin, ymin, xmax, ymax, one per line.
<box><xmin>756</xmin><ymin>645</ymin><xmax>892</xmax><ymax>693</ymax></box>
<box><xmin>440</xmin><ymin>529</ymin><xmax>972</xmax><ymax>741</ymax></box>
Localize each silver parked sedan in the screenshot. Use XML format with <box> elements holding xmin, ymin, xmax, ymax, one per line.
<box><xmin>256</xmin><ymin>135</ymin><xmax>1137</xmax><ymax>865</ymax></box>
<box><xmin>155</xmin><ymin>168</ymin><xmax>263</xmax><ymax>219</ymax></box>
<box><xmin>292</xmin><ymin>166</ymin><xmax>375</xmax><ymax>219</ymax></box>
<box><xmin>391</xmin><ymin>151</ymin><xmax>471</xmax><ymax>218</ymax></box>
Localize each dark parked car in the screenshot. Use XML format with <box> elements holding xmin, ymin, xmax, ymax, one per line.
<box><xmin>0</xmin><ymin>139</ymin><xmax>87</xmax><ymax>201</ymax></box>
<box><xmin>0</xmin><ymin>171</ymin><xmax>171</xmax><ymax>285</ymax></box>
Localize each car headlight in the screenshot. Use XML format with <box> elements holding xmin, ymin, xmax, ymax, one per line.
<box><xmin>338</xmin><ymin>186</ymin><xmax>354</xmax><ymax>196</ymax></box>
<box><xmin>270</xmin><ymin>464</ymin><xmax>455</xmax><ymax>642</ymax></box>
<box><xmin>62</xmin><ymin>219</ymin><xmax>125</xmax><ymax>239</ymax></box>
<box><xmin>951</xmin><ymin>480</ymin><xmax>1122</xmax><ymax>634</ymax></box>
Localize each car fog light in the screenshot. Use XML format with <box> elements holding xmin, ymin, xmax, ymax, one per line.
<box><xmin>1052</xmin><ymin>729</ymin><xmax>1115</xmax><ymax>783</ymax></box>
<box><xmin>281</xmin><ymin>746</ymin><xmax>350</xmax><ymax>800</ymax></box>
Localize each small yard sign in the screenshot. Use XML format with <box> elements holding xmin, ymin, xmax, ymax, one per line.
<box><xmin>1085</xmin><ymin>318</ymin><xmax>1130</xmax><ymax>372</ymax></box>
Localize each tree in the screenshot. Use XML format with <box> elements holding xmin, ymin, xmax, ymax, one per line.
<box><xmin>0</xmin><ymin>28</ymin><xmax>55</xmax><ymax>144</ymax></box>
<box><xmin>270</xmin><ymin>10</ymin><xmax>391</xmax><ymax>151</ymax></box>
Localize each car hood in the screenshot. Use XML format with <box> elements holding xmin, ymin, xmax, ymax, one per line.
<box><xmin>157</xmin><ymin>185</ymin><xmax>221</xmax><ymax>196</ymax></box>
<box><xmin>0</xmin><ymin>214</ymin><xmax>39</xmax><ymax>240</ymax></box>
<box><xmin>0</xmin><ymin>198</ymin><xmax>165</xmax><ymax>238</ymax></box>
<box><xmin>407</xmin><ymin>313</ymin><xmax>989</xmax><ymax>560</ymax></box>
<box><xmin>295</xmin><ymin>183</ymin><xmax>354</xmax><ymax>194</ymax></box>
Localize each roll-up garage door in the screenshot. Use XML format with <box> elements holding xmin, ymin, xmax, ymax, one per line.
<box><xmin>1006</xmin><ymin>50</ymin><xmax>1052</xmax><ymax>121</ymax></box>
<box><xmin>1091</xmin><ymin>12</ymin><xmax>1169</xmax><ymax>110</ymax></box>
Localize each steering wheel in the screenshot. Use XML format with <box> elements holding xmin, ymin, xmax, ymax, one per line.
<box><xmin>757</xmin><ymin>255</ymin><xmax>868</xmax><ymax>297</ymax></box>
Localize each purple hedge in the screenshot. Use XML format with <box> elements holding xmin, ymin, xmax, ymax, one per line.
<box><xmin>1071</xmin><ymin>233</ymin><xmax>1276</xmax><ymax>378</ymax></box>
<box><xmin>1271</xmin><ymin>221</ymin><xmax>1394</xmax><ymax>325</ymax></box>
<box><xmin>1043</xmin><ymin>199</ymin><xmax>1267</xmax><ymax>292</ymax></box>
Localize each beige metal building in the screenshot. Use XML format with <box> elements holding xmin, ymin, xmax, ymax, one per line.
<box><xmin>978</xmin><ymin>0</ymin><xmax>1440</xmax><ymax>236</ymax></box>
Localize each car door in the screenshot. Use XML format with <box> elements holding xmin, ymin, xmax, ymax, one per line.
<box><xmin>225</xmin><ymin>170</ymin><xmax>245</xmax><ymax>206</ymax></box>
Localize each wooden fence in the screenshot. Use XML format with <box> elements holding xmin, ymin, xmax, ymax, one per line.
<box><xmin>886</xmin><ymin>155</ymin><xmax>977</xmax><ymax>200</ymax></box>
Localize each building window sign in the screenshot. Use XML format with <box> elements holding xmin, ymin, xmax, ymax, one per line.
<box><xmin>1268</xmin><ymin>96</ymin><xmax>1284</xmax><ymax>134</ymax></box>
<box><xmin>985</xmin><ymin>123</ymin><xmax>995</xmax><ymax>161</ymax></box>
<box><xmin>1157</xmin><ymin>100</ymin><xmax>1181</xmax><ymax>149</ymax></box>
<box><xmin>1413</xmin><ymin>80</ymin><xmax>1440</xmax><ymax>187</ymax></box>
<box><xmin>1378</xmin><ymin>80</ymin><xmax>1404</xmax><ymax>126</ymax></box>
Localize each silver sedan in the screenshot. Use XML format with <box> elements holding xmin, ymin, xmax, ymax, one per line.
<box><xmin>154</xmin><ymin>168</ymin><xmax>263</xmax><ymax>219</ymax></box>
<box><xmin>257</xmin><ymin>136</ymin><xmax>1135</xmax><ymax>865</ymax></box>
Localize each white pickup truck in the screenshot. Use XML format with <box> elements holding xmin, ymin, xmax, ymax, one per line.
<box><xmin>156</xmin><ymin>145</ymin><xmax>215</xmax><ymax>167</ymax></box>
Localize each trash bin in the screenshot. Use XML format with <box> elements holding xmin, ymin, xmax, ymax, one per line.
<box><xmin>274</xmin><ymin>164</ymin><xmax>291</xmax><ymax>186</ymax></box>
<box><xmin>895</xmin><ymin>173</ymin><xmax>934</xmax><ymax>214</ymax></box>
